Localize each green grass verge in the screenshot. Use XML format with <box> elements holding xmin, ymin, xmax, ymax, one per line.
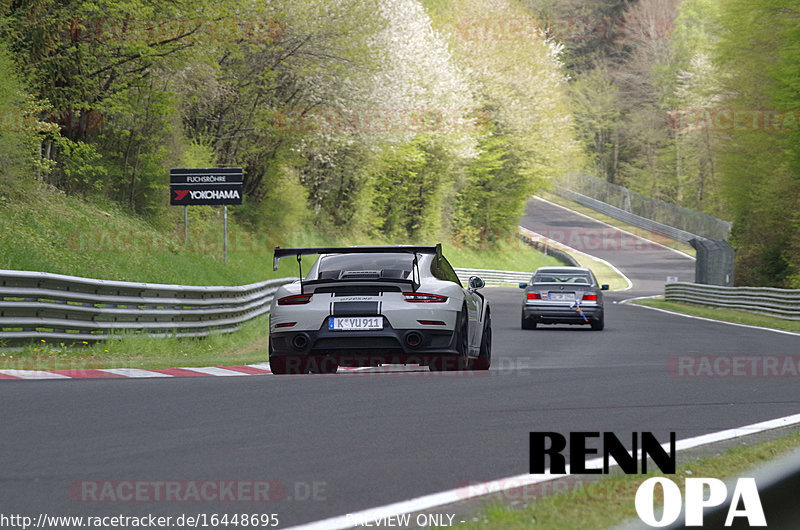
<box><xmin>632</xmin><ymin>298</ymin><xmax>800</xmax><ymax>333</ymax></box>
<box><xmin>446</xmin><ymin>431</ymin><xmax>800</xmax><ymax>529</ymax></box>
<box><xmin>538</xmin><ymin>191</ymin><xmax>696</xmax><ymax>259</ymax></box>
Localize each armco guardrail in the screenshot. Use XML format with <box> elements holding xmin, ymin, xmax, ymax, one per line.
<box><xmin>0</xmin><ymin>267</ymin><xmax>540</xmax><ymax>341</ymax></box>
<box><xmin>455</xmin><ymin>268</ymin><xmax>531</xmax><ymax>286</ymax></box>
<box><xmin>557</xmin><ymin>173</ymin><xmax>732</xmax><ymax>241</ymax></box>
<box><xmin>517</xmin><ymin>230</ymin><xmax>581</xmax><ymax>268</ymax></box>
<box><xmin>665</xmin><ymin>282</ymin><xmax>800</xmax><ymax>320</ymax></box>
<box><xmin>0</xmin><ymin>270</ymin><xmax>297</xmax><ymax>341</ymax></box>
<box><xmin>553</xmin><ymin>188</ymin><xmax>703</xmax><ymax>243</ymax></box>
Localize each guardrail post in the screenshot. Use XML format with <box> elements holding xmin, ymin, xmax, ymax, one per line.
<box><xmin>690</xmin><ymin>238</ymin><xmax>735</xmax><ymax>286</ymax></box>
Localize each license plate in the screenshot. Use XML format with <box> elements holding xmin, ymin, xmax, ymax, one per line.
<box><xmin>548</xmin><ymin>292</ymin><xmax>575</xmax><ymax>301</ymax></box>
<box><xmin>329</xmin><ymin>316</ymin><xmax>383</xmax><ymax>331</ymax></box>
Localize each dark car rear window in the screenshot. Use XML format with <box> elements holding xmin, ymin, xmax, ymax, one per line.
<box><xmin>533</xmin><ymin>272</ymin><xmax>592</xmax><ymax>284</ymax></box>
<box><xmin>316</xmin><ymin>253</ymin><xmax>414</xmax><ymax>280</ymax></box>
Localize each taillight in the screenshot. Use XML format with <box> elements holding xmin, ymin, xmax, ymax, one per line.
<box><xmin>275</xmin><ymin>322</ymin><xmax>297</xmax><ymax>328</ymax></box>
<box><xmin>277</xmin><ymin>294</ymin><xmax>313</xmax><ymax>305</ymax></box>
<box><xmin>418</xmin><ymin>320</ymin><xmax>446</xmax><ymax>326</ymax></box>
<box><xmin>527</xmin><ymin>293</ymin><xmax>541</xmax><ymax>300</ymax></box>
<box><xmin>582</xmin><ymin>294</ymin><xmax>597</xmax><ymax>301</ymax></box>
<box><xmin>403</xmin><ymin>292</ymin><xmax>448</xmax><ymax>303</ymax></box>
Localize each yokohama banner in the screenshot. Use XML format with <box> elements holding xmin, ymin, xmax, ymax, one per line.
<box><xmin>170</xmin><ymin>168</ymin><xmax>244</xmax><ymax>205</ymax></box>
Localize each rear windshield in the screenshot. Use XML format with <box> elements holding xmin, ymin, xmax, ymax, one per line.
<box><xmin>532</xmin><ymin>272</ymin><xmax>592</xmax><ymax>284</ymax></box>
<box><xmin>316</xmin><ymin>253</ymin><xmax>414</xmax><ymax>280</ymax></box>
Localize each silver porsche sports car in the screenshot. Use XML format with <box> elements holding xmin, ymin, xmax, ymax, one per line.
<box><xmin>519</xmin><ymin>266</ymin><xmax>608</xmax><ymax>330</ymax></box>
<box><xmin>269</xmin><ymin>245</ymin><xmax>491</xmax><ymax>374</ymax></box>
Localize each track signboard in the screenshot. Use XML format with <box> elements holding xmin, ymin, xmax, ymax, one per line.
<box><xmin>170</xmin><ymin>168</ymin><xmax>243</xmax><ymax>206</ymax></box>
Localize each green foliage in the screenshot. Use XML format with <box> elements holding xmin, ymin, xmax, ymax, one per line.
<box><xmin>0</xmin><ymin>40</ymin><xmax>55</xmax><ymax>190</ymax></box>
<box><xmin>181</xmin><ymin>140</ymin><xmax>216</xmax><ymax>169</ymax></box>
<box><xmin>556</xmin><ymin>0</ymin><xmax>798</xmax><ymax>287</ymax></box>
<box><xmin>50</xmin><ymin>137</ymin><xmax>108</xmax><ymax>196</ymax></box>
<box><xmin>569</xmin><ymin>69</ymin><xmax>621</xmax><ymax>183</ymax></box>
<box><xmin>455</xmin><ymin>128</ymin><xmax>528</xmax><ymax>247</ymax></box>
<box><xmin>0</xmin><ymin>0</ymin><xmax>585</xmax><ymax>280</ymax></box>
<box><xmin>370</xmin><ymin>137</ymin><xmax>455</xmax><ymax>241</ymax></box>
<box><xmin>714</xmin><ymin>0</ymin><xmax>800</xmax><ymax>286</ymax></box>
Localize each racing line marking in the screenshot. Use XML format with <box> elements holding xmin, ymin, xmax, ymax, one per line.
<box><xmin>619</xmin><ymin>296</ymin><xmax>800</xmax><ymax>337</ymax></box>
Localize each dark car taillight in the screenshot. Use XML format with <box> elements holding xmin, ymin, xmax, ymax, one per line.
<box><xmin>277</xmin><ymin>294</ymin><xmax>313</xmax><ymax>305</ymax></box>
<box><xmin>527</xmin><ymin>293</ymin><xmax>541</xmax><ymax>300</ymax></box>
<box><xmin>582</xmin><ymin>294</ymin><xmax>597</xmax><ymax>301</ymax></box>
<box><xmin>403</xmin><ymin>292</ymin><xmax>448</xmax><ymax>303</ymax></box>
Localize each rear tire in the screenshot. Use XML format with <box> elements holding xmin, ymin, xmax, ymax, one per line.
<box><xmin>269</xmin><ymin>355</ymin><xmax>290</xmax><ymax>375</ymax></box>
<box><xmin>430</xmin><ymin>307</ymin><xmax>469</xmax><ymax>372</ymax></box>
<box><xmin>590</xmin><ymin>313</ymin><xmax>605</xmax><ymax>331</ymax></box>
<box><xmin>521</xmin><ymin>313</ymin><xmax>537</xmax><ymax>330</ymax></box>
<box><xmin>470</xmin><ymin>311</ymin><xmax>491</xmax><ymax>371</ymax></box>
<box><xmin>269</xmin><ymin>345</ymin><xmax>307</xmax><ymax>375</ymax></box>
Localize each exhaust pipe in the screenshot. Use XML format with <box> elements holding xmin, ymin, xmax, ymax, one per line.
<box><xmin>291</xmin><ymin>333</ymin><xmax>310</xmax><ymax>351</ymax></box>
<box><xmin>405</xmin><ymin>331</ymin><xmax>423</xmax><ymax>348</ymax></box>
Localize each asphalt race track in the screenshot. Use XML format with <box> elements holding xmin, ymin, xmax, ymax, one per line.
<box><xmin>522</xmin><ymin>197</ymin><xmax>696</xmax><ymax>296</ymax></box>
<box><xmin>1</xmin><ymin>200</ymin><xmax>799</xmax><ymax>528</ymax></box>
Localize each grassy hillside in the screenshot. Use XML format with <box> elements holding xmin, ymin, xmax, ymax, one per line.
<box><xmin>0</xmin><ymin>186</ymin><xmax>308</xmax><ymax>284</ymax></box>
<box><xmin>1</xmin><ymin>185</ymin><xmax>562</xmax><ymax>286</ymax></box>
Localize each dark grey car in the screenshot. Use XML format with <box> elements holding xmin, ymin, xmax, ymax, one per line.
<box><xmin>519</xmin><ymin>266</ymin><xmax>609</xmax><ymax>330</ymax></box>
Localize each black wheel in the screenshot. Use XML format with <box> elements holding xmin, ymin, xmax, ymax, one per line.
<box><xmin>521</xmin><ymin>313</ymin><xmax>537</xmax><ymax>330</ymax></box>
<box><xmin>430</xmin><ymin>307</ymin><xmax>469</xmax><ymax>372</ymax></box>
<box><xmin>590</xmin><ymin>312</ymin><xmax>604</xmax><ymax>331</ymax></box>
<box><xmin>308</xmin><ymin>356</ymin><xmax>339</xmax><ymax>374</ymax></box>
<box><xmin>269</xmin><ymin>355</ymin><xmax>290</xmax><ymax>375</ymax></box>
<box><xmin>269</xmin><ymin>345</ymin><xmax>307</xmax><ymax>375</ymax></box>
<box><xmin>470</xmin><ymin>311</ymin><xmax>491</xmax><ymax>371</ymax></box>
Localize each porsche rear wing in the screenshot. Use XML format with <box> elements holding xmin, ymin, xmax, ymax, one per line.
<box><xmin>272</xmin><ymin>244</ymin><xmax>442</xmax><ymax>271</ymax></box>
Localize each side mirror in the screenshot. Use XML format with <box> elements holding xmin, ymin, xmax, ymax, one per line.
<box><xmin>601</xmin><ymin>284</ymin><xmax>609</xmax><ymax>290</ymax></box>
<box><xmin>519</xmin><ymin>282</ymin><xmax>528</xmax><ymax>289</ymax></box>
<box><xmin>468</xmin><ymin>276</ymin><xmax>485</xmax><ymax>290</ymax></box>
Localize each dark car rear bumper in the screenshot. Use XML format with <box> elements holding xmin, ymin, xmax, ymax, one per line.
<box><xmin>522</xmin><ymin>305</ymin><xmax>602</xmax><ymax>325</ymax></box>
